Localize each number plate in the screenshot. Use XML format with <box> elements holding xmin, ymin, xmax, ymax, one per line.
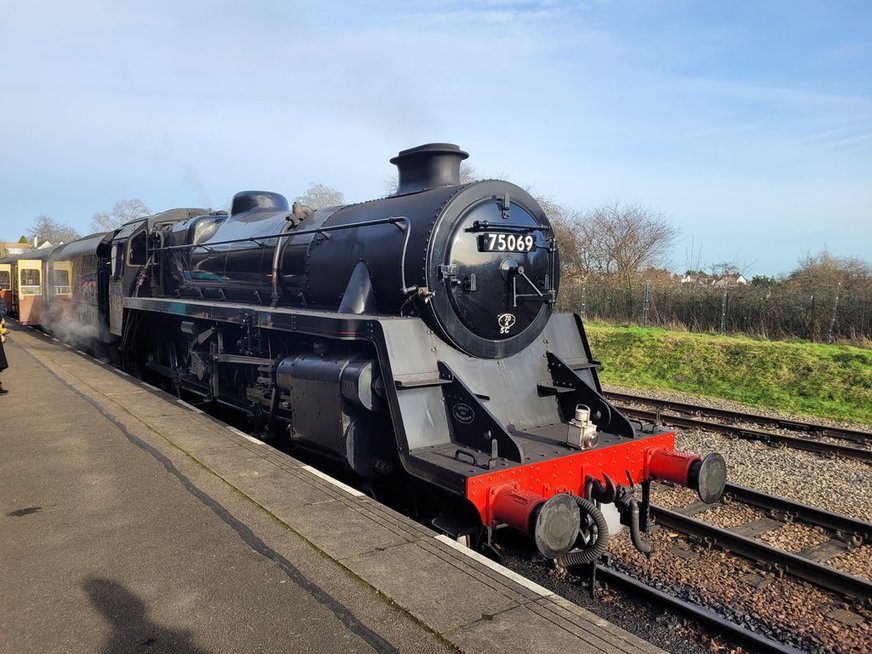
<box><xmin>478</xmin><ymin>233</ymin><xmax>536</xmax><ymax>253</ymax></box>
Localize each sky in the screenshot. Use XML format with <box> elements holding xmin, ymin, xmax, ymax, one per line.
<box><xmin>1</xmin><ymin>0</ymin><xmax>869</xmax><ymax>277</ymax></box>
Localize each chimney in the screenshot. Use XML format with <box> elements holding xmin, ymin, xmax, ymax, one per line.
<box><xmin>390</xmin><ymin>143</ymin><xmax>469</xmax><ymax>195</ymax></box>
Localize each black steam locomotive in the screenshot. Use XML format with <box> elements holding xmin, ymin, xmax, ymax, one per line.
<box><xmin>8</xmin><ymin>144</ymin><xmax>726</xmax><ymax>562</ymax></box>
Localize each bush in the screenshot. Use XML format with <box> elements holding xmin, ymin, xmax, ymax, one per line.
<box><xmin>559</xmin><ymin>282</ymin><xmax>872</xmax><ymax>346</ymax></box>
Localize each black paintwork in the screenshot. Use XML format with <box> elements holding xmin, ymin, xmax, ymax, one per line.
<box><xmin>169</xmin><ymin>165</ymin><xmax>558</xmax><ymax>359</ymax></box>
<box><xmin>39</xmin><ymin>145</ymin><xmax>668</xmax><ymax>523</ymax></box>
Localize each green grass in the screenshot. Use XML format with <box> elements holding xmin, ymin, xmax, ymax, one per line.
<box><xmin>586</xmin><ymin>324</ymin><xmax>872</xmax><ymax>425</ymax></box>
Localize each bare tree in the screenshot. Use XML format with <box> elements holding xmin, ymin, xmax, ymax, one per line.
<box><xmin>92</xmin><ymin>199</ymin><xmax>151</xmax><ymax>231</ymax></box>
<box><xmin>583</xmin><ymin>202</ymin><xmax>679</xmax><ymax>290</ymax></box>
<box><xmin>27</xmin><ymin>215</ymin><xmax>81</xmax><ymax>246</ymax></box>
<box><xmin>533</xmin><ymin>195</ymin><xmax>590</xmax><ymax>282</ymax></box>
<box><xmin>384</xmin><ymin>161</ymin><xmax>482</xmax><ymax>196</ymax></box>
<box><xmin>709</xmin><ymin>260</ymin><xmax>748</xmax><ymax>278</ymax></box>
<box><xmin>458</xmin><ymin>162</ymin><xmax>482</xmax><ymax>185</ymax></box>
<box><xmin>787</xmin><ymin>249</ymin><xmax>870</xmax><ymax>292</ymax></box>
<box><xmin>295</xmin><ymin>183</ymin><xmax>344</xmax><ymax>210</ymax></box>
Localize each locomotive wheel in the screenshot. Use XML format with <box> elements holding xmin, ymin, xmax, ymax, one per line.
<box><xmin>145</xmin><ymin>331</ymin><xmax>183</xmax><ymax>396</ymax></box>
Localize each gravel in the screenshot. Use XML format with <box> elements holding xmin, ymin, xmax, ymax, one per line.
<box><xmin>651</xmin><ymin>485</ymin><xmax>699</xmax><ymax>509</ymax></box>
<box><xmin>652</xmin><ymin>484</ymin><xmax>868</xmax><ymax>575</ymax></box>
<box><xmin>827</xmin><ymin>546</ymin><xmax>872</xmax><ymax>581</ymax></box>
<box><xmin>690</xmin><ymin>502</ymin><xmax>760</xmax><ymax>529</ymax></box>
<box><xmin>754</xmin><ymin>522</ymin><xmax>830</xmax><ymax>552</ymax></box>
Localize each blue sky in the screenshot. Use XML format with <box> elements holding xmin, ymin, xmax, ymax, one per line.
<box><xmin>1</xmin><ymin>1</ymin><xmax>869</xmax><ymax>276</ymax></box>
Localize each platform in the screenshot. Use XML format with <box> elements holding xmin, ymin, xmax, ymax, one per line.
<box><xmin>0</xmin><ymin>323</ymin><xmax>665</xmax><ymax>654</ymax></box>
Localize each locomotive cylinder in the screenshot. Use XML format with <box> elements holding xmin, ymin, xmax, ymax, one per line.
<box><xmin>274</xmin><ymin>354</ymin><xmax>389</xmax><ymax>477</ymax></box>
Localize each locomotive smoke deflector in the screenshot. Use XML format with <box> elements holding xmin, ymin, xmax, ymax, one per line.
<box><xmin>390</xmin><ymin>143</ymin><xmax>469</xmax><ymax>194</ymax></box>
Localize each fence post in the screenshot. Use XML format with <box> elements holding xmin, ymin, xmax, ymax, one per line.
<box><xmin>809</xmin><ymin>293</ymin><xmax>816</xmax><ymax>341</ymax></box>
<box><xmin>826</xmin><ymin>283</ymin><xmax>841</xmax><ymax>344</ymax></box>
<box><xmin>720</xmin><ymin>291</ymin><xmax>728</xmax><ymax>334</ymax></box>
<box><xmin>642</xmin><ymin>281</ymin><xmax>650</xmax><ymax>327</ymax></box>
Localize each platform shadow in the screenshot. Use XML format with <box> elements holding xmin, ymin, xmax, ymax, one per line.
<box><xmin>83</xmin><ymin>576</ymin><xmax>211</xmax><ymax>654</ymax></box>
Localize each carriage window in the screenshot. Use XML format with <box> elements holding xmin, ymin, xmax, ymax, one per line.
<box><xmin>54</xmin><ymin>269</ymin><xmax>71</xmax><ymax>295</ymax></box>
<box><xmin>0</xmin><ymin>270</ymin><xmax>9</xmax><ymax>290</ymax></box>
<box><xmin>20</xmin><ymin>268</ymin><xmax>41</xmax><ymax>294</ymax></box>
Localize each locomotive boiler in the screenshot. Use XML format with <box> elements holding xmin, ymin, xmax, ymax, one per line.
<box><xmin>42</xmin><ymin>143</ymin><xmax>728</xmax><ymax>562</ymax></box>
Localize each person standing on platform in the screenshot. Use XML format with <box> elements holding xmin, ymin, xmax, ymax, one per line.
<box><xmin>0</xmin><ymin>301</ymin><xmax>8</xmax><ymax>394</ymax></box>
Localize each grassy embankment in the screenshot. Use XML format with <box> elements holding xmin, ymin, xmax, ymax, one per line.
<box><xmin>586</xmin><ymin>324</ymin><xmax>872</xmax><ymax>425</ymax></box>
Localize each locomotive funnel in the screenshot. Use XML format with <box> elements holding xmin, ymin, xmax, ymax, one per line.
<box><xmin>390</xmin><ymin>143</ymin><xmax>469</xmax><ymax>194</ymax></box>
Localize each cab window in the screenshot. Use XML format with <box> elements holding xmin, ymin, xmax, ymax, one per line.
<box><xmin>129</xmin><ymin>231</ymin><xmax>147</xmax><ymax>266</ymax></box>
<box><xmin>112</xmin><ymin>244</ymin><xmax>124</xmax><ymax>277</ymax></box>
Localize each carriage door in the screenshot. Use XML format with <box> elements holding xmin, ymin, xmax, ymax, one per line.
<box><xmin>17</xmin><ymin>259</ymin><xmax>43</xmax><ymax>325</ymax></box>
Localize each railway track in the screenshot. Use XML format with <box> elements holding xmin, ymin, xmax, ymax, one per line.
<box><xmin>720</xmin><ymin>482</ymin><xmax>872</xmax><ymax>544</ymax></box>
<box><xmin>650</xmin><ymin>486</ymin><xmax>872</xmax><ymax>603</ymax></box>
<box><xmin>605</xmin><ymin>391</ymin><xmax>872</xmax><ymax>445</ymax></box>
<box><xmin>611</xmin><ymin>401</ymin><xmax>872</xmax><ymax>463</ymax></box>
<box><xmin>580</xmin><ymin>484</ymin><xmax>872</xmax><ymax>652</ymax></box>
<box><xmin>595</xmin><ymin>566</ymin><xmax>803</xmax><ymax>654</ymax></box>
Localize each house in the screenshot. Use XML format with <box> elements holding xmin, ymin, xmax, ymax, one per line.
<box><xmin>681</xmin><ymin>271</ymin><xmax>748</xmax><ymax>287</ymax></box>
<box><xmin>680</xmin><ymin>271</ymin><xmax>711</xmax><ymax>286</ymax></box>
<box><xmin>0</xmin><ymin>239</ymin><xmax>54</xmax><ymax>257</ymax></box>
<box><xmin>711</xmin><ymin>273</ymin><xmax>748</xmax><ymax>287</ymax></box>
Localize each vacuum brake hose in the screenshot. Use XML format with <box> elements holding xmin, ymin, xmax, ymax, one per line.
<box><xmin>557</xmin><ymin>496</ymin><xmax>610</xmax><ymax>567</ymax></box>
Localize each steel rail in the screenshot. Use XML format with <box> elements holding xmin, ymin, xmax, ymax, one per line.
<box><xmin>618</xmin><ymin>406</ymin><xmax>872</xmax><ymax>464</ymax></box>
<box><xmin>651</xmin><ymin>505</ymin><xmax>872</xmax><ymax>603</ymax></box>
<box><xmin>606</xmin><ymin>391</ymin><xmax>872</xmax><ymax>444</ymax></box>
<box><xmin>595</xmin><ymin>565</ymin><xmax>803</xmax><ymax>654</ymax></box>
<box><xmin>722</xmin><ymin>483</ymin><xmax>872</xmax><ymax>543</ymax></box>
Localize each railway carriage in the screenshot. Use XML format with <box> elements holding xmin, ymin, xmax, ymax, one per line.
<box><xmin>42</xmin><ymin>232</ymin><xmax>114</xmax><ymax>346</ymax></box>
<box><xmin>0</xmin><ymin>261</ymin><xmax>11</xmax><ymax>313</ymax></box>
<box><xmin>0</xmin><ymin>247</ymin><xmax>62</xmax><ymax>325</ymax></box>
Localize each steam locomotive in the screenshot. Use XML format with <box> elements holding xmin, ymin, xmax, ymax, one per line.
<box><xmin>1</xmin><ymin>143</ymin><xmax>726</xmax><ymax>563</ymax></box>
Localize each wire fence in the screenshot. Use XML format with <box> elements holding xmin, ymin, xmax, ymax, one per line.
<box><xmin>558</xmin><ymin>282</ymin><xmax>872</xmax><ymax>345</ymax></box>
